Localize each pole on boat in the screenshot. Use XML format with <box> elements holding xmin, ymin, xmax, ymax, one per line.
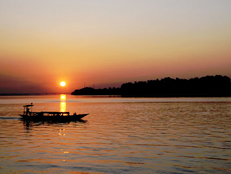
<box><xmin>31</xmin><ymin>103</ymin><xmax>33</xmax><ymax>113</ymax></box>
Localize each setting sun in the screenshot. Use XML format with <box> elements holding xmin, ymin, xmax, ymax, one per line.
<box><xmin>60</xmin><ymin>81</ymin><xmax>66</xmax><ymax>87</ymax></box>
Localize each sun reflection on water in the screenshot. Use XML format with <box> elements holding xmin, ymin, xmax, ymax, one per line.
<box><xmin>60</xmin><ymin>94</ymin><xmax>66</xmax><ymax>112</ymax></box>
<box><xmin>60</xmin><ymin>94</ymin><xmax>66</xmax><ymax>101</ymax></box>
<box><xmin>1</xmin><ymin>98</ymin><xmax>231</xmax><ymax>173</ymax></box>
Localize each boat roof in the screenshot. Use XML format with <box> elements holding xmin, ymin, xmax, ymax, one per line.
<box><xmin>23</xmin><ymin>104</ymin><xmax>34</xmax><ymax>107</ymax></box>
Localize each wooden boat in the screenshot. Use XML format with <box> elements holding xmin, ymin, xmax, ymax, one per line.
<box><xmin>20</xmin><ymin>103</ymin><xmax>88</xmax><ymax>122</ymax></box>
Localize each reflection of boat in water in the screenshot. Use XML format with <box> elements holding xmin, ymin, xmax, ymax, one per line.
<box><xmin>20</xmin><ymin>103</ymin><xmax>88</xmax><ymax>123</ymax></box>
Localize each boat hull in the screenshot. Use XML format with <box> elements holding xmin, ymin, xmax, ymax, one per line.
<box><xmin>20</xmin><ymin>114</ymin><xmax>88</xmax><ymax>123</ymax></box>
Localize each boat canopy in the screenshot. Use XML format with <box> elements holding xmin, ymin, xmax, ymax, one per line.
<box><xmin>23</xmin><ymin>103</ymin><xmax>34</xmax><ymax>107</ymax></box>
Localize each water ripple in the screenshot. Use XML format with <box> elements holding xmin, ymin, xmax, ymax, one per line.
<box><xmin>0</xmin><ymin>99</ymin><xmax>231</xmax><ymax>173</ymax></box>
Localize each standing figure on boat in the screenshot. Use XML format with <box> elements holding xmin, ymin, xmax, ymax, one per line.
<box><xmin>26</xmin><ymin>107</ymin><xmax>30</xmax><ymax>116</ymax></box>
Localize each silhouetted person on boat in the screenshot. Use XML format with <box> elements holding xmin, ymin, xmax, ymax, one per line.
<box><xmin>26</xmin><ymin>108</ymin><xmax>30</xmax><ymax>116</ymax></box>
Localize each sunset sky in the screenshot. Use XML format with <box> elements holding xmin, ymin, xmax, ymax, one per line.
<box><xmin>0</xmin><ymin>0</ymin><xmax>231</xmax><ymax>94</ymax></box>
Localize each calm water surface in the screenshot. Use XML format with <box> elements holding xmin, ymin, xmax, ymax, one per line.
<box><xmin>0</xmin><ymin>95</ymin><xmax>231</xmax><ymax>173</ymax></box>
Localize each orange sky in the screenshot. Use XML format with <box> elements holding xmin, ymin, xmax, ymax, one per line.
<box><xmin>0</xmin><ymin>1</ymin><xmax>231</xmax><ymax>93</ymax></box>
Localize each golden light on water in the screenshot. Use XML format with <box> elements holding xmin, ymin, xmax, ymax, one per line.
<box><xmin>60</xmin><ymin>94</ymin><xmax>66</xmax><ymax>100</ymax></box>
<box><xmin>60</xmin><ymin>102</ymin><xmax>66</xmax><ymax>112</ymax></box>
<box><xmin>60</xmin><ymin>94</ymin><xmax>66</xmax><ymax>112</ymax></box>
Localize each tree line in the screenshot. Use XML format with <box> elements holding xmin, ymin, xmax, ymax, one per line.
<box><xmin>71</xmin><ymin>75</ymin><xmax>231</xmax><ymax>97</ymax></box>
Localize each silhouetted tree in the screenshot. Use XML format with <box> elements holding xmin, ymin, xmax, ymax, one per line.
<box><xmin>71</xmin><ymin>75</ymin><xmax>231</xmax><ymax>97</ymax></box>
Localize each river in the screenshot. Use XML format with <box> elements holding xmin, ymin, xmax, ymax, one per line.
<box><xmin>0</xmin><ymin>95</ymin><xmax>231</xmax><ymax>173</ymax></box>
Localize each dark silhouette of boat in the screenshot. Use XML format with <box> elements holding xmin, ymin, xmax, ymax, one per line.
<box><xmin>19</xmin><ymin>103</ymin><xmax>88</xmax><ymax>122</ymax></box>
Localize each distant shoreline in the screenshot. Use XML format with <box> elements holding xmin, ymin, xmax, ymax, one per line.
<box><xmin>71</xmin><ymin>75</ymin><xmax>231</xmax><ymax>97</ymax></box>
<box><xmin>1</xmin><ymin>75</ymin><xmax>231</xmax><ymax>97</ymax></box>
